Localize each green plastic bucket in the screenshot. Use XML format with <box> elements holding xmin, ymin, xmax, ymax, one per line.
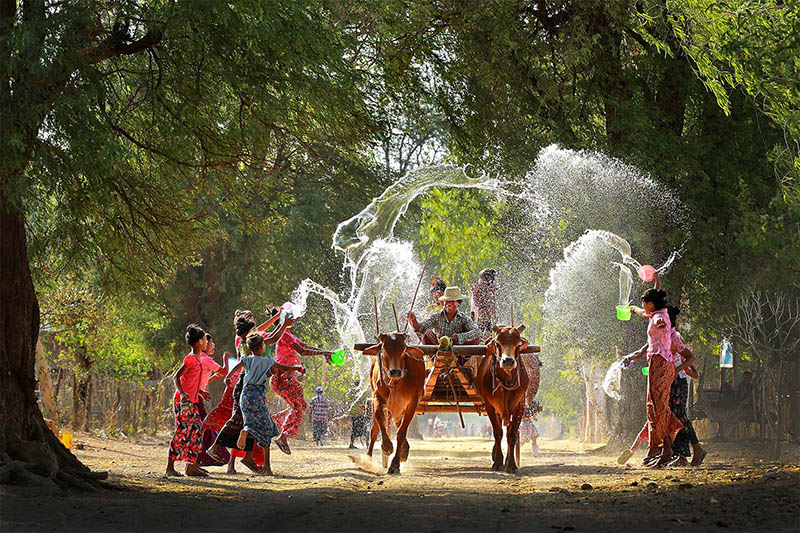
<box><xmin>330</xmin><ymin>348</ymin><xmax>346</xmax><ymax>366</ymax></box>
<box><xmin>616</xmin><ymin>305</ymin><xmax>631</xmax><ymax>321</ymax></box>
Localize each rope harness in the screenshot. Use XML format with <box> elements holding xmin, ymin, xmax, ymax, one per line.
<box><xmin>490</xmin><ymin>342</ymin><xmax>522</xmax><ymax>395</ymax></box>
<box><xmin>377</xmin><ymin>345</ymin><xmax>407</xmax><ymax>388</ymax></box>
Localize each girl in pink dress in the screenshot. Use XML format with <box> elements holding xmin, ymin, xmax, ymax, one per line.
<box><xmin>627</xmin><ymin>287</ymin><xmax>683</xmax><ymax>467</ymax></box>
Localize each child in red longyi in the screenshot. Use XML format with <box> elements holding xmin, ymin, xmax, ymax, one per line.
<box><xmin>166</xmin><ymin>324</ymin><xmax>211</xmax><ymax>477</ymax></box>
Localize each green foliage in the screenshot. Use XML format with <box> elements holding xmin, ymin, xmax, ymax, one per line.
<box><xmin>42</xmin><ymin>281</ymin><xmax>167</xmax><ymax>380</ymax></box>
<box><xmin>419</xmin><ymin>188</ymin><xmax>503</xmax><ymax>288</ymax></box>
<box><xmin>6</xmin><ymin>0</ymin><xmax>800</xmax><ymax>433</ymax></box>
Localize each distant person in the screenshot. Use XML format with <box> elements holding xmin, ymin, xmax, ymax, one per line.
<box><xmin>520</xmin><ymin>402</ymin><xmax>539</xmax><ymax>457</ymax></box>
<box><xmin>471</xmin><ymin>268</ymin><xmax>498</xmax><ymax>336</ymax></box>
<box><xmin>736</xmin><ymin>371</ymin><xmax>754</xmax><ymax>405</ymax></box>
<box><xmin>165</xmin><ymin>324</ymin><xmax>210</xmax><ymax>477</ymax></box>
<box><xmin>227</xmin><ymin>332</ymin><xmax>304</xmax><ymax>476</ymax></box>
<box><xmin>423</xmin><ymin>276</ymin><xmax>447</xmax><ymax>320</ymax></box>
<box><xmin>348</xmin><ymin>380</ymin><xmax>370</xmax><ymax>449</ymax></box>
<box><xmin>309</xmin><ymin>386</ymin><xmax>332</xmax><ymax>446</ymax></box>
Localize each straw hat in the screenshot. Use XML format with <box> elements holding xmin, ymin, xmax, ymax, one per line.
<box><xmin>438</xmin><ymin>286</ymin><xmax>468</xmax><ymax>302</ymax></box>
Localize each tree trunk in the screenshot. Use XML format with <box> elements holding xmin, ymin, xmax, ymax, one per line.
<box><xmin>773</xmin><ymin>360</ymin><xmax>784</xmax><ymax>459</ymax></box>
<box><xmin>0</xmin><ymin>199</ymin><xmax>102</xmax><ymax>490</ymax></box>
<box><xmin>35</xmin><ymin>339</ymin><xmax>60</xmax><ymax>429</ymax></box>
<box><xmin>608</xmin><ymin>359</ymin><xmax>648</xmax><ymax>449</ymax></box>
<box><xmin>54</xmin><ymin>368</ymin><xmax>64</xmax><ymax>399</ymax></box>
<box><xmin>72</xmin><ymin>373</ymin><xmax>83</xmax><ymax>431</ymax></box>
<box><xmin>82</xmin><ymin>373</ymin><xmax>93</xmax><ymax>432</ymax></box>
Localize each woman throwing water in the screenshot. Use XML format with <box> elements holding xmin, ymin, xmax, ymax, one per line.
<box><xmin>623</xmin><ymin>277</ymin><xmax>683</xmax><ymax>467</ymax></box>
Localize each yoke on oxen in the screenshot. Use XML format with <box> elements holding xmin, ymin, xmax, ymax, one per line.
<box><xmin>353</xmin><ymin>342</ymin><xmax>540</xmax><ymax>419</ymax></box>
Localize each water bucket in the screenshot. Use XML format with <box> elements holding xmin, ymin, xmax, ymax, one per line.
<box><xmin>642</xmin><ymin>366</ymin><xmax>649</xmax><ymax>376</ymax></box>
<box><xmin>59</xmin><ymin>432</ymin><xmax>73</xmax><ymax>450</ymax></box>
<box><xmin>330</xmin><ymin>348</ymin><xmax>346</xmax><ymax>366</ymax></box>
<box><xmin>638</xmin><ymin>264</ymin><xmax>656</xmax><ymax>282</ymax></box>
<box><xmin>616</xmin><ymin>305</ymin><xmax>631</xmax><ymax>321</ymax></box>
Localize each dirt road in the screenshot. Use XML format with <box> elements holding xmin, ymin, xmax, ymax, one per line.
<box><xmin>2</xmin><ymin>435</ymin><xmax>798</xmax><ymax>531</ymax></box>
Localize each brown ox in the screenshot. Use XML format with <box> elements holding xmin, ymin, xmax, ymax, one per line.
<box><xmin>474</xmin><ymin>325</ymin><xmax>530</xmax><ymax>473</ymax></box>
<box><xmin>363</xmin><ymin>332</ymin><xmax>425</xmax><ymax>474</ymax></box>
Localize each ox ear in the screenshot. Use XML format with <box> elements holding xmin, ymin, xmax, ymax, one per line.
<box><xmin>362</xmin><ymin>344</ymin><xmax>382</xmax><ymax>356</ymax></box>
<box><xmin>516</xmin><ymin>324</ymin><xmax>526</xmax><ymax>334</ymax></box>
<box><xmin>485</xmin><ymin>343</ymin><xmax>496</xmax><ymax>357</ymax></box>
<box><xmin>520</xmin><ymin>338</ymin><xmax>530</xmax><ymax>351</ymax></box>
<box><xmin>405</xmin><ymin>347</ymin><xmax>425</xmax><ymax>361</ymax></box>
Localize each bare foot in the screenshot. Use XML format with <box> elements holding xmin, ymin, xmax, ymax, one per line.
<box><xmin>205</xmin><ymin>445</ymin><xmax>225</xmax><ymax>464</ymax></box>
<box><xmin>691</xmin><ymin>448</ymin><xmax>707</xmax><ymax>467</ymax></box>
<box><xmin>185</xmin><ymin>465</ymin><xmax>208</xmax><ymax>477</ymax></box>
<box><xmin>237</xmin><ymin>430</ymin><xmax>249</xmax><ymax>450</ymax></box>
<box><xmin>669</xmin><ymin>456</ymin><xmax>689</xmax><ymax>467</ymax></box>
<box><xmin>241</xmin><ymin>457</ymin><xmax>261</xmax><ymax>473</ymax></box>
<box><xmin>164</xmin><ymin>468</ymin><xmax>183</xmax><ymax>477</ymax></box>
<box><xmin>274</xmin><ymin>435</ymin><xmax>291</xmax><ymax>455</ymax></box>
<box><xmin>257</xmin><ymin>467</ymin><xmax>274</xmax><ymax>476</ymax></box>
<box><xmin>226</xmin><ymin>466</ymin><xmax>237</xmax><ymax>475</ymax></box>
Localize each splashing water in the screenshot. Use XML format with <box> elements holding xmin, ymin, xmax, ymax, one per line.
<box><xmin>602</xmin><ymin>360</ymin><xmax>624</xmax><ymax>400</ymax></box>
<box><xmin>596</xmin><ymin>230</ymin><xmax>682</xmax><ymax>306</ymax></box>
<box><xmin>286</xmin><ymin>145</ymin><xmax>690</xmax><ymax>399</ymax></box>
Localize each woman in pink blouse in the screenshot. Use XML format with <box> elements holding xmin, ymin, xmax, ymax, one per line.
<box><xmin>625</xmin><ymin>283</ymin><xmax>683</xmax><ymax>467</ymax></box>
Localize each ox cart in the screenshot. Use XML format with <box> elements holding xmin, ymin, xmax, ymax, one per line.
<box><xmin>353</xmin><ymin>343</ymin><xmax>540</xmax><ymax>418</ymax></box>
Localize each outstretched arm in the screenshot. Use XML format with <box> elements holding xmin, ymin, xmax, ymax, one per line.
<box><xmin>622</xmin><ymin>343</ymin><xmax>648</xmax><ymax>366</ymax></box>
<box><xmin>224</xmin><ymin>360</ymin><xmax>244</xmax><ymax>386</ymax></box>
<box><xmin>256</xmin><ymin>312</ymin><xmax>282</xmax><ymax>333</ymax></box>
<box><xmin>271</xmin><ymin>363</ymin><xmax>304</xmax><ymax>374</ymax></box>
<box><xmin>292</xmin><ymin>338</ymin><xmax>333</xmax><ymax>360</ymax></box>
<box><xmin>263</xmin><ymin>315</ymin><xmax>294</xmax><ymax>345</ymax></box>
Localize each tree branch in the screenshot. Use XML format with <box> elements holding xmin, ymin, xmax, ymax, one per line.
<box><xmin>83</xmin><ymin>28</ymin><xmax>163</xmax><ymax>64</ymax></box>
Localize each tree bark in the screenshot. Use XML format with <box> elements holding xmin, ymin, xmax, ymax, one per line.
<box><xmin>0</xmin><ymin>198</ymin><xmax>102</xmax><ymax>489</ymax></box>
<box><xmin>35</xmin><ymin>339</ymin><xmax>60</xmax><ymax>428</ymax></box>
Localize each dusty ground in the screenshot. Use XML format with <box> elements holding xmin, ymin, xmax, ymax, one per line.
<box><xmin>2</xmin><ymin>433</ymin><xmax>798</xmax><ymax>532</ymax></box>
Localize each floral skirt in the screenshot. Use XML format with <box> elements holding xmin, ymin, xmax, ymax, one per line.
<box><xmin>214</xmin><ymin>376</ymin><xmax>256</xmax><ymax>451</ymax></box>
<box><xmin>270</xmin><ymin>371</ymin><xmax>307</xmax><ymax>439</ymax></box>
<box><xmin>168</xmin><ymin>396</ymin><xmax>204</xmax><ymax>463</ymax></box>
<box><xmin>240</xmin><ymin>384</ymin><xmax>279</xmax><ymax>448</ymax></box>
<box><xmin>646</xmin><ymin>354</ymin><xmax>683</xmax><ymax>447</ymax></box>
